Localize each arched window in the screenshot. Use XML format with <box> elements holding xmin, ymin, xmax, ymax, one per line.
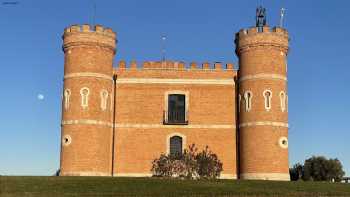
<box><xmin>238</xmin><ymin>94</ymin><xmax>241</xmax><ymax>113</ymax></box>
<box><xmin>279</xmin><ymin>91</ymin><xmax>286</xmax><ymax>112</ymax></box>
<box><xmin>263</xmin><ymin>90</ymin><xmax>272</xmax><ymax>111</ymax></box>
<box><xmin>80</xmin><ymin>87</ymin><xmax>90</xmax><ymax>109</ymax></box>
<box><xmin>170</xmin><ymin>136</ymin><xmax>183</xmax><ymax>156</ymax></box>
<box><xmin>244</xmin><ymin>91</ymin><xmax>252</xmax><ymax>112</ymax></box>
<box><xmin>100</xmin><ymin>89</ymin><xmax>108</xmax><ymax>111</ymax></box>
<box><xmin>64</xmin><ymin>89</ymin><xmax>71</xmax><ymax>110</ymax></box>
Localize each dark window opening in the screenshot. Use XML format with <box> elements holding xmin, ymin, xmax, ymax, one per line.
<box><xmin>165</xmin><ymin>94</ymin><xmax>187</xmax><ymax>124</ymax></box>
<box><xmin>170</xmin><ymin>136</ymin><xmax>182</xmax><ymax>156</ymax></box>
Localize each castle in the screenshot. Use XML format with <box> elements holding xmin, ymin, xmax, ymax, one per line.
<box><xmin>59</xmin><ymin>8</ymin><xmax>290</xmax><ymax>181</ymax></box>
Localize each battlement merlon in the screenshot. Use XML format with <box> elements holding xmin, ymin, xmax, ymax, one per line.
<box><xmin>235</xmin><ymin>26</ymin><xmax>289</xmax><ymax>55</ymax></box>
<box><xmin>114</xmin><ymin>61</ymin><xmax>236</xmax><ymax>72</ymax></box>
<box><xmin>62</xmin><ymin>24</ymin><xmax>117</xmax><ymax>54</ymax></box>
<box><xmin>113</xmin><ymin>61</ymin><xmax>237</xmax><ymax>80</ymax></box>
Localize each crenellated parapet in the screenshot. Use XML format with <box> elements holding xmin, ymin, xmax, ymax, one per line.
<box><xmin>62</xmin><ymin>24</ymin><xmax>117</xmax><ymax>53</ymax></box>
<box><xmin>235</xmin><ymin>26</ymin><xmax>289</xmax><ymax>55</ymax></box>
<box><xmin>114</xmin><ymin>61</ymin><xmax>235</xmax><ymax>72</ymax></box>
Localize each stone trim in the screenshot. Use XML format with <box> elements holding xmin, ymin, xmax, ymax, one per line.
<box><xmin>164</xmin><ymin>90</ymin><xmax>189</xmax><ymax>122</ymax></box>
<box><xmin>61</xmin><ymin>171</ymin><xmax>111</xmax><ymax>176</ymax></box>
<box><xmin>116</xmin><ymin>78</ymin><xmax>235</xmax><ymax>85</ymax></box>
<box><xmin>62</xmin><ymin>135</ymin><xmax>72</xmax><ymax>146</ymax></box>
<box><xmin>238</xmin><ymin>94</ymin><xmax>241</xmax><ymax>113</ymax></box>
<box><xmin>240</xmin><ymin>173</ymin><xmax>290</xmax><ymax>181</ymax></box>
<box><xmin>117</xmin><ymin>67</ymin><xmax>236</xmax><ymax>72</ymax></box>
<box><xmin>114</xmin><ymin>173</ymin><xmax>153</xmax><ymax>177</ymax></box>
<box><xmin>113</xmin><ymin>173</ymin><xmax>237</xmax><ymax>179</ymax></box>
<box><xmin>100</xmin><ymin>89</ymin><xmax>109</xmax><ymax>111</ymax></box>
<box><xmin>80</xmin><ymin>87</ymin><xmax>90</xmax><ymax>109</ymax></box>
<box><xmin>62</xmin><ymin>119</ymin><xmax>113</xmax><ymax>127</ymax></box>
<box><xmin>239</xmin><ymin>121</ymin><xmax>289</xmax><ymax>128</ymax></box>
<box><xmin>263</xmin><ymin>89</ymin><xmax>272</xmax><ymax>111</ymax></box>
<box><xmin>220</xmin><ymin>174</ymin><xmax>238</xmax><ymax>179</ymax></box>
<box><xmin>115</xmin><ymin>123</ymin><xmax>236</xmax><ymax>129</ymax></box>
<box><xmin>64</xmin><ymin>72</ymin><xmax>113</xmax><ymax>81</ymax></box>
<box><xmin>244</xmin><ymin>91</ymin><xmax>253</xmax><ymax>112</ymax></box>
<box><xmin>63</xmin><ymin>89</ymin><xmax>71</xmax><ymax>110</ymax></box>
<box><xmin>62</xmin><ymin>121</ymin><xmax>235</xmax><ymax>129</ymax></box>
<box><xmin>279</xmin><ymin>91</ymin><xmax>286</xmax><ymax>112</ymax></box>
<box><xmin>279</xmin><ymin>136</ymin><xmax>289</xmax><ymax>149</ymax></box>
<box><xmin>239</xmin><ymin>73</ymin><xmax>286</xmax><ymax>82</ymax></box>
<box><xmin>166</xmin><ymin>133</ymin><xmax>187</xmax><ymax>154</ymax></box>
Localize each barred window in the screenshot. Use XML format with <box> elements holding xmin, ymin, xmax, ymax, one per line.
<box><xmin>170</xmin><ymin>136</ymin><xmax>182</xmax><ymax>156</ymax></box>
<box><xmin>168</xmin><ymin>94</ymin><xmax>186</xmax><ymax>124</ymax></box>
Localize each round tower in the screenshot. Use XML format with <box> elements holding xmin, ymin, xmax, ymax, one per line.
<box><xmin>60</xmin><ymin>24</ymin><xmax>116</xmax><ymax>176</ymax></box>
<box><xmin>236</xmin><ymin>23</ymin><xmax>289</xmax><ymax>180</ymax></box>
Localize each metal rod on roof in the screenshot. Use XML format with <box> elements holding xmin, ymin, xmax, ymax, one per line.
<box><xmin>161</xmin><ymin>34</ymin><xmax>167</xmax><ymax>62</ymax></box>
<box><xmin>280</xmin><ymin>8</ymin><xmax>286</xmax><ymax>27</ymax></box>
<box><xmin>92</xmin><ymin>1</ymin><xmax>96</xmax><ymax>26</ymax></box>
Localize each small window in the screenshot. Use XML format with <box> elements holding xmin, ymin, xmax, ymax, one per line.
<box><xmin>170</xmin><ymin>136</ymin><xmax>182</xmax><ymax>156</ymax></box>
<box><xmin>80</xmin><ymin>87</ymin><xmax>90</xmax><ymax>109</ymax></box>
<box><xmin>279</xmin><ymin>137</ymin><xmax>288</xmax><ymax>149</ymax></box>
<box><xmin>64</xmin><ymin>89</ymin><xmax>71</xmax><ymax>110</ymax></box>
<box><xmin>244</xmin><ymin>91</ymin><xmax>253</xmax><ymax>112</ymax></box>
<box><xmin>100</xmin><ymin>89</ymin><xmax>108</xmax><ymax>111</ymax></box>
<box><xmin>166</xmin><ymin>94</ymin><xmax>186</xmax><ymax>124</ymax></box>
<box><xmin>263</xmin><ymin>90</ymin><xmax>272</xmax><ymax>111</ymax></box>
<box><xmin>280</xmin><ymin>91</ymin><xmax>286</xmax><ymax>112</ymax></box>
<box><xmin>62</xmin><ymin>135</ymin><xmax>72</xmax><ymax>146</ymax></box>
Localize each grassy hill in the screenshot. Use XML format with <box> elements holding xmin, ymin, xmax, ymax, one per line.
<box><xmin>1</xmin><ymin>176</ymin><xmax>350</xmax><ymax>197</ymax></box>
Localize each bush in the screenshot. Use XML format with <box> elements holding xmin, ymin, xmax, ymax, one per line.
<box><xmin>196</xmin><ymin>146</ymin><xmax>223</xmax><ymax>179</ymax></box>
<box><xmin>151</xmin><ymin>144</ymin><xmax>222</xmax><ymax>179</ymax></box>
<box><xmin>303</xmin><ymin>156</ymin><xmax>345</xmax><ymax>182</ymax></box>
<box><xmin>290</xmin><ymin>156</ymin><xmax>345</xmax><ymax>182</ymax></box>
<box><xmin>289</xmin><ymin>163</ymin><xmax>303</xmax><ymax>181</ymax></box>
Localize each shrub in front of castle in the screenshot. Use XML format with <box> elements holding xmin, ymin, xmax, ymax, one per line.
<box><xmin>290</xmin><ymin>156</ymin><xmax>345</xmax><ymax>182</ymax></box>
<box><xmin>151</xmin><ymin>144</ymin><xmax>223</xmax><ymax>179</ymax></box>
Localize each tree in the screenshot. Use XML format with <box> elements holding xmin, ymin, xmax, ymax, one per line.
<box><xmin>290</xmin><ymin>156</ymin><xmax>345</xmax><ymax>182</ymax></box>
<box><xmin>289</xmin><ymin>163</ymin><xmax>303</xmax><ymax>181</ymax></box>
<box><xmin>303</xmin><ymin>156</ymin><xmax>345</xmax><ymax>182</ymax></box>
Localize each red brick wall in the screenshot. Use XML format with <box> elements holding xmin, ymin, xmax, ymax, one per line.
<box><xmin>59</xmin><ymin>24</ymin><xmax>290</xmax><ymax>181</ymax></box>
<box><xmin>60</xmin><ymin>25</ymin><xmax>116</xmax><ymax>176</ymax></box>
<box><xmin>113</xmin><ymin>65</ymin><xmax>237</xmax><ymax>176</ymax></box>
<box><xmin>236</xmin><ymin>26</ymin><xmax>290</xmax><ymax>180</ymax></box>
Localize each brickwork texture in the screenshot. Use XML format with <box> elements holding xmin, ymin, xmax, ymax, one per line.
<box><xmin>59</xmin><ymin>23</ymin><xmax>290</xmax><ymax>181</ymax></box>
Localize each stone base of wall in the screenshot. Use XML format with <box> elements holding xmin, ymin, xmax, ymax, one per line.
<box><xmin>113</xmin><ymin>173</ymin><xmax>237</xmax><ymax>179</ymax></box>
<box><xmin>240</xmin><ymin>173</ymin><xmax>290</xmax><ymax>181</ymax></box>
<box><xmin>60</xmin><ymin>171</ymin><xmax>111</xmax><ymax>176</ymax></box>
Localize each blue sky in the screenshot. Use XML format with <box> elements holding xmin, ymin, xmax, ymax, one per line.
<box><xmin>0</xmin><ymin>0</ymin><xmax>349</xmax><ymax>176</ymax></box>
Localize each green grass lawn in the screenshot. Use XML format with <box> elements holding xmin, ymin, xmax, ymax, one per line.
<box><xmin>1</xmin><ymin>176</ymin><xmax>349</xmax><ymax>197</ymax></box>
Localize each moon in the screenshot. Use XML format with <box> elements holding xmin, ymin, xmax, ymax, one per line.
<box><xmin>37</xmin><ymin>94</ymin><xmax>44</xmax><ymax>100</ymax></box>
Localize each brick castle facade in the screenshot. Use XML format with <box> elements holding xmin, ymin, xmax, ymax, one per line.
<box><xmin>59</xmin><ymin>11</ymin><xmax>290</xmax><ymax>180</ymax></box>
